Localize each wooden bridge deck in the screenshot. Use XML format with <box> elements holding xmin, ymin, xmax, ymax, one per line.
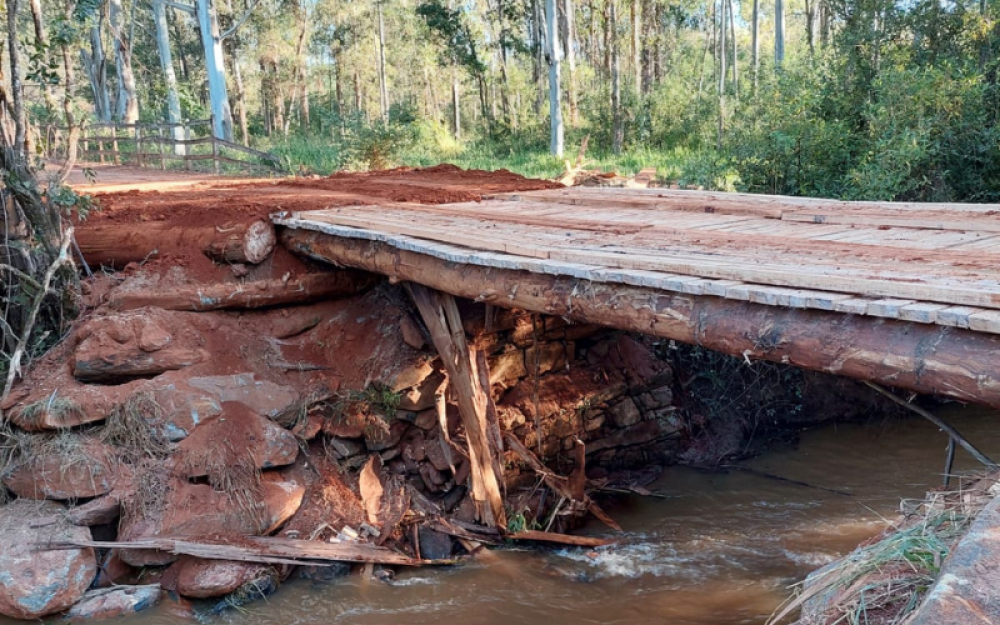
<box><xmin>275</xmin><ymin>187</ymin><xmax>1000</xmax><ymax>408</ymax></box>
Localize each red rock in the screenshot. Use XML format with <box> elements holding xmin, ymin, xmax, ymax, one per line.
<box><xmin>68</xmin><ymin>493</ymin><xmax>122</xmax><ymax>526</ymax></box>
<box><xmin>94</xmin><ymin>551</ymin><xmax>137</xmax><ymax>588</ymax></box>
<box><xmin>187</xmin><ymin>374</ymin><xmax>300</xmax><ymax>420</ymax></box>
<box><xmin>399</xmin><ymin>315</ymin><xmax>426</xmax><ymax>350</ymax></box>
<box><xmin>3</xmin><ymin>437</ymin><xmax>118</xmax><ymax>500</ymax></box>
<box><xmin>65</xmin><ymin>585</ymin><xmax>162</xmax><ymax>621</ymax></box>
<box><xmin>0</xmin><ymin>500</ymin><xmax>96</xmax><ymax>619</ymax></box>
<box><xmin>118</xmin><ymin>472</ymin><xmax>305</xmax><ymax>567</ymax></box>
<box><xmin>170</xmin><ymin>558</ymin><xmax>271</xmax><ymax>599</ymax></box>
<box><xmin>172</xmin><ymin>403</ymin><xmax>299</xmax><ymax>476</ymax></box>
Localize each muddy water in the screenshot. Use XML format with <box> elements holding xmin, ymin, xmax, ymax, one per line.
<box><xmin>117</xmin><ymin>407</ymin><xmax>1000</xmax><ymax>624</ymax></box>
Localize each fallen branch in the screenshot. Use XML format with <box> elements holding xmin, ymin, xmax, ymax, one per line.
<box><xmin>864</xmin><ymin>381</ymin><xmax>997</xmax><ymax>469</ymax></box>
<box><xmin>508</xmin><ymin>530</ymin><xmax>615</xmax><ymax>547</ymax></box>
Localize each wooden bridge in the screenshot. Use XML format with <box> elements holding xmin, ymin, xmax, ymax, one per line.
<box><xmin>275</xmin><ymin>187</ymin><xmax>1000</xmax><ymax>410</ymax></box>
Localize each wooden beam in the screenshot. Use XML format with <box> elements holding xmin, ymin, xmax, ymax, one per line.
<box><xmin>408</xmin><ymin>284</ymin><xmax>506</xmax><ymax>529</ymax></box>
<box><xmin>280</xmin><ymin>229</ymin><xmax>1000</xmax><ymax>409</ymax></box>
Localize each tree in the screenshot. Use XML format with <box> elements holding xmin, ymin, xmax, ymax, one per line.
<box><xmin>775</xmin><ymin>0</ymin><xmax>785</xmax><ymax>68</ymax></box>
<box><xmin>546</xmin><ymin>0</ymin><xmax>563</xmax><ymax>156</ymax></box>
<box><xmin>152</xmin><ymin>0</ymin><xmax>184</xmax><ymax>146</ymax></box>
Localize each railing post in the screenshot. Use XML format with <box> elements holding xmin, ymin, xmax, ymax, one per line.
<box><xmin>210</xmin><ymin>114</ymin><xmax>220</xmax><ymax>175</ymax></box>
<box><xmin>135</xmin><ymin>123</ymin><xmax>143</xmax><ymax>167</ymax></box>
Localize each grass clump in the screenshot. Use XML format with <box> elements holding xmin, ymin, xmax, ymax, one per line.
<box><xmin>102</xmin><ymin>392</ymin><xmax>172</xmax><ymax>462</ymax></box>
<box><xmin>770</xmin><ymin>473</ymin><xmax>998</xmax><ymax>625</ymax></box>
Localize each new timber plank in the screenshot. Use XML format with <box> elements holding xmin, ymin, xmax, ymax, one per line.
<box><xmin>898</xmin><ymin>303</ymin><xmax>949</xmax><ymax>324</ymax></box>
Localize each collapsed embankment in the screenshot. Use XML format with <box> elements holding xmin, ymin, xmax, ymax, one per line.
<box><xmin>0</xmin><ymin>166</ymin><xmax>905</xmax><ymax>621</ymax></box>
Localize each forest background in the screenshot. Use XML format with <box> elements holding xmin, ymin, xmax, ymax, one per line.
<box><xmin>5</xmin><ymin>0</ymin><xmax>1000</xmax><ymax>203</ymax></box>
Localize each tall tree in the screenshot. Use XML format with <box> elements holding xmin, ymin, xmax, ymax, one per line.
<box><xmin>109</xmin><ymin>0</ymin><xmax>138</xmax><ymax>122</ymax></box>
<box><xmin>195</xmin><ymin>0</ymin><xmax>233</xmax><ymax>139</ymax></box>
<box><xmin>563</xmin><ymin>0</ymin><xmax>578</xmax><ymax>125</ymax></box>
<box><xmin>610</xmin><ymin>0</ymin><xmax>622</xmax><ymax>153</ymax></box>
<box><xmin>775</xmin><ymin>0</ymin><xmax>785</xmax><ymax>68</ymax></box>
<box><xmin>751</xmin><ymin>0</ymin><xmax>759</xmax><ymax>88</ymax></box>
<box><xmin>546</xmin><ymin>0</ymin><xmax>563</xmax><ymax>155</ymax></box>
<box><xmin>376</xmin><ymin>0</ymin><xmax>389</xmax><ymax>121</ymax></box>
<box><xmin>151</xmin><ymin>0</ymin><xmax>184</xmax><ymax>146</ymax></box>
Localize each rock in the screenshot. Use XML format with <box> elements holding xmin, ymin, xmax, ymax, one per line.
<box><xmin>173</xmin><ymin>403</ymin><xmax>299</xmax><ymax>477</ymax></box>
<box><xmin>0</xmin><ymin>500</ymin><xmax>96</xmax><ymax>619</ymax></box>
<box><xmin>143</xmin><ymin>382</ymin><xmax>223</xmax><ymax>441</ymax></box>
<box><xmin>489</xmin><ymin>348</ymin><xmax>528</xmax><ymax>389</ymax></box>
<box><xmin>94</xmin><ymin>551</ymin><xmax>136</xmax><ymax>588</ymax></box>
<box><xmin>211</xmin><ymin>568</ymin><xmax>278</xmax><ymax>614</ymax></box>
<box><xmin>399</xmin><ymin>315</ymin><xmax>426</xmax><ymax>350</ymax></box>
<box><xmin>608</xmin><ymin>398</ymin><xmax>642</xmax><ymax>428</ymax></box>
<box><xmin>504</xmin><ymin>367</ymin><xmax>627</xmax><ymax>422</ymax></box>
<box><xmin>68</xmin><ymin>494</ymin><xmax>122</xmax><ymax>526</ymax></box>
<box><xmin>524</xmin><ymin>342</ymin><xmax>574</xmax><ymax>376</ymax></box>
<box><xmin>188</xmin><ymin>373</ymin><xmax>300</xmax><ymax>420</ymax></box>
<box><xmin>326</xmin><ymin>437</ymin><xmax>364</xmax><ymax>459</ymax></box>
<box><xmin>397</xmin><ymin>370</ymin><xmax>446</xmax><ymax>411</ymax></box>
<box><xmin>908</xmin><ymin>495</ymin><xmax>1000</xmax><ymax>625</ymax></box>
<box><xmin>365</xmin><ymin>419</ymin><xmax>409</xmax><ymax>452</ymax></box>
<box><xmin>65</xmin><ymin>585</ymin><xmax>162</xmax><ymax>621</ymax></box>
<box><xmin>297</xmin><ymin>562</ymin><xmax>352</xmax><ymax>585</ymax></box>
<box><xmin>418</xmin><ymin>527</ymin><xmax>454</xmax><ymax>560</ymax></box>
<box><xmin>73</xmin><ymin>311</ymin><xmax>207</xmax><ymax>382</ymax></box>
<box><xmin>3</xmin><ymin>437</ymin><xmax>118</xmax><ymax>500</ymax></box>
<box><xmin>170</xmin><ymin>558</ymin><xmax>272</xmax><ymax>599</ymax></box>
<box><xmin>119</xmin><ymin>472</ymin><xmax>305</xmax><ymax>567</ymax></box>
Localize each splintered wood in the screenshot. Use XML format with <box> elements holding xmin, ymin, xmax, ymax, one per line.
<box><xmin>408</xmin><ymin>284</ymin><xmax>507</xmax><ymax>529</ymax></box>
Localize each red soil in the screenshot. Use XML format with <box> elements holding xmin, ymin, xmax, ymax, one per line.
<box><xmin>81</xmin><ymin>164</ymin><xmax>561</xmax><ymax>227</ymax></box>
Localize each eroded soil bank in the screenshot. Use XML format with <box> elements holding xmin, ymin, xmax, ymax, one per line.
<box><xmin>0</xmin><ymin>166</ymin><xmax>932</xmax><ymax>622</ymax></box>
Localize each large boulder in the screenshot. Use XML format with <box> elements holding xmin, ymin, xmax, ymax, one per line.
<box><xmin>2</xmin><ymin>437</ymin><xmax>119</xmax><ymax>500</ymax></box>
<box><xmin>168</xmin><ymin>557</ymin><xmax>272</xmax><ymax>599</ymax></box>
<box><xmin>0</xmin><ymin>500</ymin><xmax>96</xmax><ymax>619</ymax></box>
<box><xmin>65</xmin><ymin>585</ymin><xmax>162</xmax><ymax>621</ymax></box>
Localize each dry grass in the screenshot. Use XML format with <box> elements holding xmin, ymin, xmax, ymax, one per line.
<box><xmin>770</xmin><ymin>473</ymin><xmax>998</xmax><ymax>625</ymax></box>
<box><xmin>120</xmin><ymin>460</ymin><xmax>169</xmax><ymax>528</ymax></box>
<box><xmin>16</xmin><ymin>395</ymin><xmax>83</xmax><ymax>429</ymax></box>
<box><xmin>102</xmin><ymin>392</ymin><xmax>172</xmax><ymax>462</ymax></box>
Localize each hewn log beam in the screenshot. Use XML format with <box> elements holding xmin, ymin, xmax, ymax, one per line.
<box><xmin>280</xmin><ymin>228</ymin><xmax>1000</xmax><ymax>409</ymax></box>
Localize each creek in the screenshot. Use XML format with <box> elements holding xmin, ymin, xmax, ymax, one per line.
<box><xmin>68</xmin><ymin>406</ymin><xmax>1000</xmax><ymax>625</ymax></box>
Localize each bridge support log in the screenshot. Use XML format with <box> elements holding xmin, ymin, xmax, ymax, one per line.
<box><xmin>280</xmin><ymin>229</ymin><xmax>1000</xmax><ymax>409</ymax></box>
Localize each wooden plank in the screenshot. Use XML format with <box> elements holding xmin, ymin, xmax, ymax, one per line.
<box><xmin>937</xmin><ymin>306</ymin><xmax>984</xmax><ymax>329</ymax></box>
<box><xmin>783</xmin><ymin>212</ymin><xmax>1000</xmax><ymax>233</ymax></box>
<box><xmin>296</xmin><ymin>211</ymin><xmax>1000</xmax><ymax>310</ymax></box>
<box><xmin>969</xmin><ymin>310</ymin><xmax>1000</xmax><ymax>334</ymax></box>
<box><xmin>833</xmin><ymin>298</ymin><xmax>873</xmax><ymax>315</ymax></box>
<box><xmin>898</xmin><ymin>302</ymin><xmax>949</xmax><ymax>324</ymax></box>
<box><xmin>866</xmin><ymin>299</ymin><xmax>917</xmax><ymax>319</ymax></box>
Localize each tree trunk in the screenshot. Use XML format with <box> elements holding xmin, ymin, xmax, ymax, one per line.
<box><xmin>774</xmin><ymin>0</ymin><xmax>785</xmax><ymax>69</ymax></box>
<box><xmin>7</xmin><ymin>0</ymin><xmax>26</xmax><ymax>155</ymax></box>
<box><xmin>82</xmin><ymin>23</ymin><xmax>112</xmax><ymax>124</ymax></box>
<box><xmin>152</xmin><ymin>0</ymin><xmax>184</xmax><ymax>151</ymax></box>
<box><xmin>630</xmin><ymin>0</ymin><xmax>640</xmax><ymax>93</ymax></box>
<box><xmin>452</xmin><ymin>77</ymin><xmax>461</xmax><ymax>139</ymax></box>
<box><xmin>231</xmin><ymin>56</ymin><xmax>249</xmax><ymax>145</ymax></box>
<box><xmin>196</xmin><ymin>0</ymin><xmax>233</xmax><ymax>140</ymax></box>
<box><xmin>751</xmin><ymin>0</ymin><xmax>759</xmax><ymax>89</ymax></box>
<box><xmin>717</xmin><ymin>0</ymin><xmax>725</xmax><ymax>150</ymax></box>
<box><xmin>76</xmin><ymin>219</ymin><xmax>276</xmax><ymax>268</ymax></box>
<box><xmin>728</xmin><ymin>0</ymin><xmax>738</xmax><ymax>95</ymax></box>
<box><xmin>546</xmin><ymin>0</ymin><xmax>564</xmax><ymax>156</ymax></box>
<box><xmin>376</xmin><ymin>0</ymin><xmax>389</xmax><ymax>122</ymax></box>
<box><xmin>110</xmin><ymin>0</ymin><xmax>138</xmax><ymax>123</ymax></box>
<box><xmin>563</xmin><ymin>0</ymin><xmax>578</xmax><ymax>125</ymax></box>
<box><xmin>27</xmin><ymin>0</ymin><xmax>56</xmax><ymax>114</ymax></box>
<box><xmin>610</xmin><ymin>0</ymin><xmax>622</xmax><ymax>154</ymax></box>
<box><xmin>107</xmin><ymin>270</ymin><xmax>378</xmax><ymax>312</ymax></box>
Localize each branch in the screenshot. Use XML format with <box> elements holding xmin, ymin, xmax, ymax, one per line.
<box><xmin>220</xmin><ymin>0</ymin><xmax>260</xmax><ymax>40</ymax></box>
<box><xmin>864</xmin><ymin>381</ymin><xmax>998</xmax><ymax>469</ymax></box>
<box><xmin>165</xmin><ymin>0</ymin><xmax>195</xmax><ymax>14</ymax></box>
<box><xmin>0</xmin><ymin>227</ymin><xmax>74</xmax><ymax>408</ymax></box>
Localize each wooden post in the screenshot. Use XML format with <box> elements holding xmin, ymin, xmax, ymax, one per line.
<box><xmin>112</xmin><ymin>124</ymin><xmax>121</xmax><ymax>165</ymax></box>
<box><xmin>158</xmin><ymin>124</ymin><xmax>166</xmax><ymax>170</ymax></box>
<box><xmin>408</xmin><ymin>283</ymin><xmax>506</xmax><ymax>529</ymax></box>
<box><xmin>210</xmin><ymin>114</ymin><xmax>220</xmax><ymax>175</ymax></box>
<box><xmin>134</xmin><ymin>123</ymin><xmax>143</xmax><ymax>167</ymax></box>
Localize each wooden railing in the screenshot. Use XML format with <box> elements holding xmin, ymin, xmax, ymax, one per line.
<box><xmin>43</xmin><ymin>117</ymin><xmax>286</xmax><ymax>175</ymax></box>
